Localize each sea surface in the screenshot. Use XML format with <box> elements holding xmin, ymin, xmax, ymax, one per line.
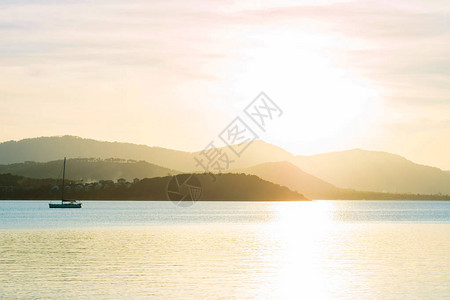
<box><xmin>0</xmin><ymin>200</ymin><xmax>449</xmax><ymax>299</ymax></box>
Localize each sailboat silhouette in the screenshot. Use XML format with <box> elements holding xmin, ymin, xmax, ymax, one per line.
<box><xmin>49</xmin><ymin>157</ymin><xmax>82</xmax><ymax>208</ymax></box>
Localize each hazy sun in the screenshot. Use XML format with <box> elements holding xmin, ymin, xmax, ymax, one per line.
<box><xmin>225</xmin><ymin>30</ymin><xmax>380</xmax><ymax>152</ymax></box>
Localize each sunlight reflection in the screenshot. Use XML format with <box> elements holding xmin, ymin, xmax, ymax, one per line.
<box><xmin>272</xmin><ymin>201</ymin><xmax>334</xmax><ymax>231</ymax></box>
<box><xmin>265</xmin><ymin>201</ymin><xmax>337</xmax><ymax>299</ymax></box>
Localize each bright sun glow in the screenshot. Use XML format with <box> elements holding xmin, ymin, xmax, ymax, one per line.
<box><xmin>225</xmin><ymin>30</ymin><xmax>381</xmax><ymax>153</ymax></box>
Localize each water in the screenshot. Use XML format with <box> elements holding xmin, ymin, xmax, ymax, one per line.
<box><xmin>1</xmin><ymin>200</ymin><xmax>449</xmax><ymax>299</ymax></box>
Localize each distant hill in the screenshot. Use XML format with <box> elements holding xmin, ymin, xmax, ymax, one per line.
<box><xmin>0</xmin><ymin>173</ymin><xmax>307</xmax><ymax>201</ymax></box>
<box><xmin>233</xmin><ymin>161</ymin><xmax>450</xmax><ymax>200</ymax></box>
<box><xmin>0</xmin><ymin>158</ymin><xmax>179</xmax><ymax>182</ymax></box>
<box><xmin>293</xmin><ymin>149</ymin><xmax>450</xmax><ymax>194</ymax></box>
<box><xmin>0</xmin><ymin>136</ymin><xmax>291</xmax><ymax>172</ymax></box>
<box><xmin>2</xmin><ymin>136</ymin><xmax>450</xmax><ymax>195</ymax></box>
<box><xmin>233</xmin><ymin>161</ymin><xmax>340</xmax><ymax>199</ymax></box>
<box><xmin>221</xmin><ymin>146</ymin><xmax>450</xmax><ymax>195</ymax></box>
<box><xmin>0</xmin><ymin>136</ymin><xmax>194</xmax><ymax>171</ymax></box>
<box><xmin>192</xmin><ymin>139</ymin><xmax>293</xmax><ymax>170</ymax></box>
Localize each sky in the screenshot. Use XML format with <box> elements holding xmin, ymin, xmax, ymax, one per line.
<box><xmin>1</xmin><ymin>0</ymin><xmax>449</xmax><ymax>169</ymax></box>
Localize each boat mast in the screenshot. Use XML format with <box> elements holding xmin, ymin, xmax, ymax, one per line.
<box><xmin>61</xmin><ymin>157</ymin><xmax>66</xmax><ymax>202</ymax></box>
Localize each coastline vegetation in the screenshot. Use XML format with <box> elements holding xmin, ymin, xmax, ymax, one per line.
<box><xmin>0</xmin><ymin>173</ymin><xmax>449</xmax><ymax>201</ymax></box>
<box><xmin>0</xmin><ymin>173</ymin><xmax>307</xmax><ymax>201</ymax></box>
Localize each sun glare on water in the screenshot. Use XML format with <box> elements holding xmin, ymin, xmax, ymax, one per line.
<box><xmin>257</xmin><ymin>202</ymin><xmax>338</xmax><ymax>299</ymax></box>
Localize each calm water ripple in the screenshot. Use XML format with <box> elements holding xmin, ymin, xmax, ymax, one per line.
<box><xmin>0</xmin><ymin>200</ymin><xmax>449</xmax><ymax>299</ymax></box>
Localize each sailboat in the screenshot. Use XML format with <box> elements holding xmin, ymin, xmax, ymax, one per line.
<box><xmin>49</xmin><ymin>157</ymin><xmax>82</xmax><ymax>208</ymax></box>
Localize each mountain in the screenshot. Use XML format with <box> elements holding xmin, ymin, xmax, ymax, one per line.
<box><xmin>0</xmin><ymin>136</ymin><xmax>292</xmax><ymax>172</ymax></box>
<box><xmin>233</xmin><ymin>161</ymin><xmax>450</xmax><ymax>200</ymax></box>
<box><xmin>2</xmin><ymin>136</ymin><xmax>450</xmax><ymax>195</ymax></box>
<box><xmin>233</xmin><ymin>161</ymin><xmax>340</xmax><ymax>199</ymax></box>
<box><xmin>0</xmin><ymin>136</ymin><xmax>193</xmax><ymax>171</ymax></box>
<box><xmin>293</xmin><ymin>149</ymin><xmax>450</xmax><ymax>194</ymax></box>
<box><xmin>194</xmin><ymin>139</ymin><xmax>293</xmax><ymax>170</ymax></box>
<box><xmin>217</xmin><ymin>144</ymin><xmax>450</xmax><ymax>195</ymax></box>
<box><xmin>0</xmin><ymin>158</ymin><xmax>179</xmax><ymax>182</ymax></box>
<box><xmin>0</xmin><ymin>173</ymin><xmax>307</xmax><ymax>201</ymax></box>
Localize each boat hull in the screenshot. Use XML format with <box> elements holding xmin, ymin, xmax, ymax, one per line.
<box><xmin>49</xmin><ymin>203</ymin><xmax>82</xmax><ymax>208</ymax></box>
